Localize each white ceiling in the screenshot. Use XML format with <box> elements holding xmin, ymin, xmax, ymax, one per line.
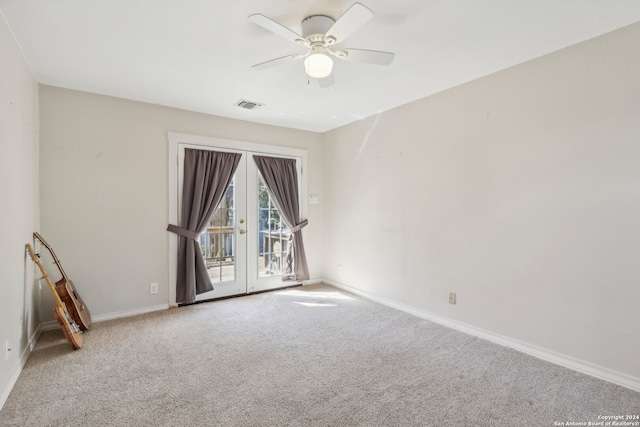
<box><xmin>2</xmin><ymin>1</ymin><xmax>639</xmax><ymax>133</ymax></box>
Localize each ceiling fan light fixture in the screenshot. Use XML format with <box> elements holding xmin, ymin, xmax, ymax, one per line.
<box><xmin>304</xmin><ymin>52</ymin><xmax>333</xmax><ymax>79</ymax></box>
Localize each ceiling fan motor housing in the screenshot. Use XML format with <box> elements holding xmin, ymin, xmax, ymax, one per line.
<box><xmin>301</xmin><ymin>15</ymin><xmax>336</xmax><ymax>43</ymax></box>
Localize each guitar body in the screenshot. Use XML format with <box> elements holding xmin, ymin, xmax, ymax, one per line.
<box><xmin>33</xmin><ymin>232</ymin><xmax>92</xmax><ymax>331</ymax></box>
<box><xmin>56</xmin><ymin>277</ymin><xmax>92</xmax><ymax>331</ymax></box>
<box><xmin>53</xmin><ymin>306</ymin><xmax>83</xmax><ymax>350</ymax></box>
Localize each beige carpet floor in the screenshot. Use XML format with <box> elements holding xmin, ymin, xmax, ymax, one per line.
<box><xmin>0</xmin><ymin>284</ymin><xmax>638</xmax><ymax>426</ymax></box>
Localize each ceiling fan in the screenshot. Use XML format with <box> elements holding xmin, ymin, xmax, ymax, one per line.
<box><xmin>248</xmin><ymin>2</ymin><xmax>395</xmax><ymax>85</ymax></box>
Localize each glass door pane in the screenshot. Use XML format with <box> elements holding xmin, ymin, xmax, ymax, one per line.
<box><xmin>257</xmin><ymin>175</ymin><xmax>291</xmax><ymax>278</ymax></box>
<box><xmin>201</xmin><ymin>177</ymin><xmax>236</xmax><ymax>283</ymax></box>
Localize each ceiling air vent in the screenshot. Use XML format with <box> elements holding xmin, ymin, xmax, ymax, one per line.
<box><xmin>235</xmin><ymin>99</ymin><xmax>264</xmax><ymax>110</ymax></box>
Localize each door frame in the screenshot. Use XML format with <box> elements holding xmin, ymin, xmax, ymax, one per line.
<box><xmin>168</xmin><ymin>132</ymin><xmax>308</xmax><ymax>306</ymax></box>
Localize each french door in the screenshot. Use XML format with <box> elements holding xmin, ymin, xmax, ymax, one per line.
<box><xmin>170</xmin><ymin>135</ymin><xmax>306</xmax><ymax>303</ymax></box>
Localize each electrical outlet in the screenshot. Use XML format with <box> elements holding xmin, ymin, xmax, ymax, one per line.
<box><xmin>150</xmin><ymin>282</ymin><xmax>158</xmax><ymax>295</ymax></box>
<box><xmin>449</xmin><ymin>292</ymin><xmax>456</xmax><ymax>305</ymax></box>
<box><xmin>337</xmin><ymin>265</ymin><xmax>343</xmax><ymax>276</ymax></box>
<box><xmin>5</xmin><ymin>340</ymin><xmax>10</xmax><ymax>360</ymax></box>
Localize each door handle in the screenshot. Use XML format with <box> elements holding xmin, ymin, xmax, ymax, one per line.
<box><xmin>239</xmin><ymin>229</ymin><xmax>246</xmax><ymax>235</ymax></box>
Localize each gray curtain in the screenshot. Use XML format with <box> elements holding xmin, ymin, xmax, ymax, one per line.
<box><xmin>253</xmin><ymin>155</ymin><xmax>309</xmax><ymax>281</ymax></box>
<box><xmin>168</xmin><ymin>149</ymin><xmax>241</xmax><ymax>304</ymax></box>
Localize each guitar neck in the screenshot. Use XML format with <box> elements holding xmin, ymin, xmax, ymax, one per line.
<box><xmin>26</xmin><ymin>243</ymin><xmax>66</xmax><ymax>309</ymax></box>
<box><xmin>33</xmin><ymin>232</ymin><xmax>69</xmax><ymax>280</ymax></box>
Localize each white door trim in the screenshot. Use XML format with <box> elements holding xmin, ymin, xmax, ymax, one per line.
<box><xmin>168</xmin><ymin>132</ymin><xmax>308</xmax><ymax>306</ymax></box>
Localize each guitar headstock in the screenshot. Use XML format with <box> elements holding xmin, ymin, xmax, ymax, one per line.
<box><xmin>33</xmin><ymin>232</ymin><xmax>68</xmax><ymax>274</ymax></box>
<box><xmin>25</xmin><ymin>243</ymin><xmax>39</xmax><ymax>262</ymax></box>
<box><xmin>33</xmin><ymin>232</ymin><xmax>52</xmax><ymax>250</ymax></box>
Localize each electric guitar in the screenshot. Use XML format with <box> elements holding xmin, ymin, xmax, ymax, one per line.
<box><xmin>26</xmin><ymin>243</ymin><xmax>83</xmax><ymax>350</ymax></box>
<box><xmin>33</xmin><ymin>232</ymin><xmax>92</xmax><ymax>331</ymax></box>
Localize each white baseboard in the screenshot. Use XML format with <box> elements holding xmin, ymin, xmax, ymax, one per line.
<box><xmin>41</xmin><ymin>303</ymin><xmax>170</xmax><ymax>331</ymax></box>
<box><xmin>91</xmin><ymin>304</ymin><xmax>169</xmax><ymax>323</ymax></box>
<box><xmin>40</xmin><ymin>320</ymin><xmax>60</xmax><ymax>331</ymax></box>
<box><xmin>303</xmin><ymin>278</ymin><xmax>324</xmax><ymax>286</ymax></box>
<box><xmin>323</xmin><ymin>279</ymin><xmax>640</xmax><ymax>393</ymax></box>
<box><xmin>0</xmin><ymin>324</ymin><xmax>42</xmax><ymax>411</ymax></box>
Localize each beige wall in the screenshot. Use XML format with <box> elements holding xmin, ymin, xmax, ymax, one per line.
<box><xmin>0</xmin><ymin>15</ymin><xmax>40</xmax><ymax>406</ymax></box>
<box><xmin>322</xmin><ymin>23</ymin><xmax>640</xmax><ymax>381</ymax></box>
<box><xmin>39</xmin><ymin>86</ymin><xmax>323</xmax><ymax>317</ymax></box>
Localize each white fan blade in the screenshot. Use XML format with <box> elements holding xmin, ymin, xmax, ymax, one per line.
<box><xmin>318</xmin><ymin>74</ymin><xmax>335</xmax><ymax>88</ymax></box>
<box><xmin>339</xmin><ymin>49</ymin><xmax>394</xmax><ymax>65</ymax></box>
<box><xmin>326</xmin><ymin>3</ymin><xmax>374</xmax><ymax>44</ymax></box>
<box><xmin>252</xmin><ymin>54</ymin><xmax>303</xmax><ymax>71</ymax></box>
<box><xmin>249</xmin><ymin>14</ymin><xmax>308</xmax><ymax>47</ymax></box>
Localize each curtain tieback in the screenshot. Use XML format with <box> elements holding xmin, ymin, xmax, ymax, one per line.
<box><xmin>290</xmin><ymin>220</ymin><xmax>308</xmax><ymax>234</ymax></box>
<box><xmin>167</xmin><ymin>224</ymin><xmax>200</xmax><ymax>241</ymax></box>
